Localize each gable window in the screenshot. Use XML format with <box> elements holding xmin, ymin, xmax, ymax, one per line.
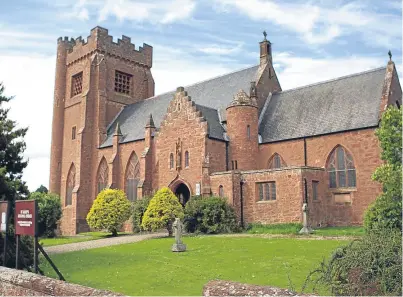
<box><xmin>327</xmin><ymin>146</ymin><xmax>356</xmax><ymax>188</ymax></box>
<box><xmin>125</xmin><ymin>153</ymin><xmax>140</xmax><ymax>202</ymax></box>
<box><xmin>185</xmin><ymin>151</ymin><xmax>189</xmax><ymax>167</ymax></box>
<box><xmin>97</xmin><ymin>158</ymin><xmax>109</xmax><ymax>194</ymax></box>
<box><xmin>247</xmin><ymin>125</ymin><xmax>251</xmax><ymax>140</ymax></box>
<box><xmin>115</xmin><ymin>70</ymin><xmax>132</xmax><ymax>95</ymax></box>
<box><xmin>219</xmin><ymin>185</ymin><xmax>224</xmax><ymax>197</ymax></box>
<box><xmin>66</xmin><ymin>164</ymin><xmax>75</xmax><ymax>206</ymax></box>
<box><xmin>258</xmin><ymin>182</ymin><xmax>276</xmax><ymax>201</ymax></box>
<box><xmin>170</xmin><ymin>153</ymin><xmax>174</xmax><ymax>169</ymax></box>
<box><xmin>268</xmin><ymin>153</ymin><xmax>285</xmax><ymax>169</ymax></box>
<box><xmin>71</xmin><ymin>126</ymin><xmax>76</xmax><ymax>140</ymax></box>
<box><xmin>71</xmin><ymin>72</ymin><xmax>83</xmax><ymax>97</ymax></box>
<box><xmin>312</xmin><ymin>181</ymin><xmax>319</xmax><ymax>201</ymax></box>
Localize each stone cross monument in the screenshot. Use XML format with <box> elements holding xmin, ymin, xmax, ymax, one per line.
<box><xmin>299</xmin><ymin>203</ymin><xmax>313</xmax><ymax>234</ymax></box>
<box><xmin>172</xmin><ymin>218</ymin><xmax>187</xmax><ymax>252</ymax></box>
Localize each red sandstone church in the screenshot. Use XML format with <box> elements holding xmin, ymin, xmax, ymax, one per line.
<box><xmin>49</xmin><ymin>27</ymin><xmax>402</xmax><ymax>235</ymax></box>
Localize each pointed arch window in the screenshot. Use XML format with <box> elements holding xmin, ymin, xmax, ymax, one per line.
<box><xmin>125</xmin><ymin>152</ymin><xmax>140</xmax><ymax>202</ymax></box>
<box><xmin>219</xmin><ymin>185</ymin><xmax>224</xmax><ymax>198</ymax></box>
<box><xmin>185</xmin><ymin>151</ymin><xmax>189</xmax><ymax>168</ymax></box>
<box><xmin>66</xmin><ymin>164</ymin><xmax>75</xmax><ymax>206</ymax></box>
<box><xmin>327</xmin><ymin>146</ymin><xmax>356</xmax><ymax>188</ymax></box>
<box><xmin>170</xmin><ymin>153</ymin><xmax>174</xmax><ymax>169</ymax></box>
<box><xmin>268</xmin><ymin>153</ymin><xmax>286</xmax><ymax>169</ymax></box>
<box><xmin>97</xmin><ymin>158</ymin><xmax>109</xmax><ymax>194</ymax></box>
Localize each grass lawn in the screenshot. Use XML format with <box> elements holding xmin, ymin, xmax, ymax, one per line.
<box><xmin>39</xmin><ymin>231</ymin><xmax>130</xmax><ymax>247</ymax></box>
<box><xmin>246</xmin><ymin>223</ymin><xmax>364</xmax><ymax>237</ymax></box>
<box><xmin>312</xmin><ymin>226</ymin><xmax>364</xmax><ymax>237</ymax></box>
<box><xmin>40</xmin><ymin>236</ymin><xmax>347</xmax><ymax>296</ymax></box>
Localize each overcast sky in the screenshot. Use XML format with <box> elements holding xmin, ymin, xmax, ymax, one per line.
<box><xmin>0</xmin><ymin>0</ymin><xmax>401</xmax><ymax>191</ymax></box>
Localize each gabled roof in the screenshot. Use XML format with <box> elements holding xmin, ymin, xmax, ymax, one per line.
<box><xmin>101</xmin><ymin>65</ymin><xmax>258</xmax><ymax>147</ymax></box>
<box><xmin>259</xmin><ymin>67</ymin><xmax>387</xmax><ymax>143</ymax></box>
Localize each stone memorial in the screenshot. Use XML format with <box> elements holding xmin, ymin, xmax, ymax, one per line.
<box><xmin>299</xmin><ymin>203</ymin><xmax>313</xmax><ymax>234</ymax></box>
<box><xmin>171</xmin><ymin>218</ymin><xmax>186</xmax><ymax>252</ymax></box>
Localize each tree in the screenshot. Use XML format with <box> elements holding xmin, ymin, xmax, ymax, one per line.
<box><xmin>86</xmin><ymin>189</ymin><xmax>131</xmax><ymax>236</ymax></box>
<box><xmin>0</xmin><ymin>82</ymin><xmax>32</xmax><ymax>269</ymax></box>
<box><xmin>30</xmin><ymin>192</ymin><xmax>62</xmax><ymax>238</ymax></box>
<box><xmin>131</xmin><ymin>196</ymin><xmax>152</xmax><ymax>233</ymax></box>
<box><xmin>141</xmin><ymin>187</ymin><xmax>184</xmax><ymax>236</ymax></box>
<box><xmin>35</xmin><ymin>185</ymin><xmax>48</xmax><ymax>193</ymax></box>
<box><xmin>364</xmin><ymin>107</ymin><xmax>402</xmax><ymax>232</ymax></box>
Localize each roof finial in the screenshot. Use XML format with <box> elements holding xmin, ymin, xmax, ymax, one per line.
<box><xmin>113</xmin><ymin>122</ymin><xmax>122</xmax><ymax>136</ymax></box>
<box><xmin>263</xmin><ymin>30</ymin><xmax>267</xmax><ymax>41</ymax></box>
<box><xmin>388</xmin><ymin>50</ymin><xmax>392</xmax><ymax>61</ymax></box>
<box><xmin>145</xmin><ymin>113</ymin><xmax>155</xmax><ymax>128</ymax></box>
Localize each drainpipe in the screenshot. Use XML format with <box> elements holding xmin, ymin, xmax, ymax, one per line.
<box><xmin>303</xmin><ymin>137</ymin><xmax>307</xmax><ymax>166</ymax></box>
<box><xmin>240</xmin><ymin>178</ymin><xmax>244</xmax><ymax>228</ymax></box>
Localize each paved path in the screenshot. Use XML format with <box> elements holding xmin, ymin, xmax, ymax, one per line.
<box><xmin>44</xmin><ymin>232</ymin><xmax>167</xmax><ymax>255</ymax></box>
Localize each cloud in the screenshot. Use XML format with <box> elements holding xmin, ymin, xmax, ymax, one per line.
<box><xmin>94</xmin><ymin>0</ymin><xmax>196</xmax><ymax>24</ymax></box>
<box><xmin>197</xmin><ymin>43</ymin><xmax>243</xmax><ymax>55</ymax></box>
<box><xmin>213</xmin><ymin>0</ymin><xmax>401</xmax><ymax>47</ymax></box>
<box><xmin>274</xmin><ymin>52</ymin><xmax>385</xmax><ymax>90</ymax></box>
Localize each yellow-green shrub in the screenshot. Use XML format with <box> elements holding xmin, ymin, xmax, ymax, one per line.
<box><xmin>86</xmin><ymin>189</ymin><xmax>131</xmax><ymax>236</ymax></box>
<box><xmin>141</xmin><ymin>187</ymin><xmax>184</xmax><ymax>236</ymax></box>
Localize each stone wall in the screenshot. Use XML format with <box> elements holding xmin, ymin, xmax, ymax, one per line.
<box><xmin>203</xmin><ymin>280</ymin><xmax>312</xmax><ymax>296</ymax></box>
<box><xmin>0</xmin><ymin>266</ymin><xmax>120</xmax><ymax>296</ymax></box>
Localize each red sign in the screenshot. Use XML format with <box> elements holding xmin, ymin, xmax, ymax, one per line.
<box><xmin>0</xmin><ymin>201</ymin><xmax>9</xmax><ymax>233</ymax></box>
<box><xmin>15</xmin><ymin>200</ymin><xmax>38</xmax><ymax>236</ymax></box>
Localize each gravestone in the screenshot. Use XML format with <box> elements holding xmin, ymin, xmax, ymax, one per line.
<box><xmin>299</xmin><ymin>203</ymin><xmax>313</xmax><ymax>234</ymax></box>
<box><xmin>171</xmin><ymin>218</ymin><xmax>186</xmax><ymax>252</ymax></box>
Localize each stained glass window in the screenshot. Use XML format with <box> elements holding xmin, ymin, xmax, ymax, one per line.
<box><xmin>66</xmin><ymin>164</ymin><xmax>75</xmax><ymax>206</ymax></box>
<box><xmin>97</xmin><ymin>158</ymin><xmax>109</xmax><ymax>194</ymax></box>
<box><xmin>125</xmin><ymin>153</ymin><xmax>140</xmax><ymax>202</ymax></box>
<box><xmin>327</xmin><ymin>146</ymin><xmax>356</xmax><ymax>188</ymax></box>
<box><xmin>268</xmin><ymin>153</ymin><xmax>285</xmax><ymax>169</ymax></box>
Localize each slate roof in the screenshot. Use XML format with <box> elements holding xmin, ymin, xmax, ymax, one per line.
<box><xmin>259</xmin><ymin>67</ymin><xmax>386</xmax><ymax>143</ymax></box>
<box><xmin>101</xmin><ymin>65</ymin><xmax>259</xmax><ymax>147</ymax></box>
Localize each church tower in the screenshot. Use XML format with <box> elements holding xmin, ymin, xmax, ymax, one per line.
<box><xmin>49</xmin><ymin>27</ymin><xmax>154</xmax><ymax>234</ymax></box>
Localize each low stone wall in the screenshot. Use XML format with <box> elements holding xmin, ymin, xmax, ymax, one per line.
<box><xmin>203</xmin><ymin>280</ymin><xmax>313</xmax><ymax>296</ymax></box>
<box><xmin>0</xmin><ymin>266</ymin><xmax>121</xmax><ymax>296</ymax></box>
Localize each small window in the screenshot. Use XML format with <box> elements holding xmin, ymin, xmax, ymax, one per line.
<box><xmin>71</xmin><ymin>72</ymin><xmax>83</xmax><ymax>97</ymax></box>
<box><xmin>71</xmin><ymin>126</ymin><xmax>76</xmax><ymax>140</ymax></box>
<box><xmin>312</xmin><ymin>181</ymin><xmax>319</xmax><ymax>201</ymax></box>
<box><xmin>170</xmin><ymin>153</ymin><xmax>174</xmax><ymax>169</ymax></box>
<box><xmin>258</xmin><ymin>182</ymin><xmax>276</xmax><ymax>201</ymax></box>
<box><xmin>115</xmin><ymin>70</ymin><xmax>132</xmax><ymax>95</ymax></box>
<box><xmin>396</xmin><ymin>100</ymin><xmax>401</xmax><ymax>109</ymax></box>
<box><xmin>235</xmin><ymin>160</ymin><xmax>238</xmax><ymax>169</ymax></box>
<box><xmin>219</xmin><ymin>185</ymin><xmax>224</xmax><ymax>197</ymax></box>
<box><xmin>247</xmin><ymin>125</ymin><xmax>251</xmax><ymax>140</ymax></box>
<box><xmin>268</xmin><ymin>153</ymin><xmax>285</xmax><ymax>169</ymax></box>
<box><xmin>185</xmin><ymin>151</ymin><xmax>189</xmax><ymax>167</ymax></box>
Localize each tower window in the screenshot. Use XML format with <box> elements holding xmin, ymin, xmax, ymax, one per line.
<box><xmin>71</xmin><ymin>126</ymin><xmax>76</xmax><ymax>140</ymax></box>
<box><xmin>247</xmin><ymin>125</ymin><xmax>251</xmax><ymax>140</ymax></box>
<box><xmin>185</xmin><ymin>151</ymin><xmax>189</xmax><ymax>167</ymax></box>
<box><xmin>71</xmin><ymin>72</ymin><xmax>83</xmax><ymax>97</ymax></box>
<box><xmin>115</xmin><ymin>71</ymin><xmax>132</xmax><ymax>95</ymax></box>
<box><xmin>170</xmin><ymin>153</ymin><xmax>174</xmax><ymax>169</ymax></box>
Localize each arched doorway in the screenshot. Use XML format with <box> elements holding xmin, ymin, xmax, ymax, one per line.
<box><xmin>175</xmin><ymin>183</ymin><xmax>190</xmax><ymax>207</ymax></box>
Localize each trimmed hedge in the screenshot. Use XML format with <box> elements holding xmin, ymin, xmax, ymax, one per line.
<box><xmin>184</xmin><ymin>196</ymin><xmax>239</xmax><ymax>234</ymax></box>
<box><xmin>86</xmin><ymin>189</ymin><xmax>131</xmax><ymax>236</ymax></box>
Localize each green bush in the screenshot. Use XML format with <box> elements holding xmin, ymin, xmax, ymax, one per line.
<box><xmin>184</xmin><ymin>196</ymin><xmax>239</xmax><ymax>234</ymax></box>
<box><xmin>141</xmin><ymin>187</ymin><xmax>184</xmax><ymax>236</ymax></box>
<box><xmin>305</xmin><ymin>228</ymin><xmax>402</xmax><ymax>296</ymax></box>
<box><xmin>86</xmin><ymin>189</ymin><xmax>131</xmax><ymax>236</ymax></box>
<box><xmin>30</xmin><ymin>192</ymin><xmax>62</xmax><ymax>238</ymax></box>
<box><xmin>364</xmin><ymin>107</ymin><xmax>402</xmax><ymax>233</ymax></box>
<box><xmin>131</xmin><ymin>196</ymin><xmax>152</xmax><ymax>233</ymax></box>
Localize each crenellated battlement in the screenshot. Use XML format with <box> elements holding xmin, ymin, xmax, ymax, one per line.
<box><xmin>58</xmin><ymin>26</ymin><xmax>153</xmax><ymax>68</ymax></box>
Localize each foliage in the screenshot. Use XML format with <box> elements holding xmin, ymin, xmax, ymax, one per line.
<box><xmin>304</xmin><ymin>228</ymin><xmax>402</xmax><ymax>296</ymax></box>
<box><xmin>0</xmin><ymin>82</ymin><xmax>32</xmax><ymax>269</ymax></box>
<box><xmin>40</xmin><ymin>236</ymin><xmax>346</xmax><ymax>296</ymax></box>
<box><xmin>245</xmin><ymin>223</ymin><xmax>302</xmax><ymax>235</ymax></box>
<box><xmin>184</xmin><ymin>196</ymin><xmax>239</xmax><ymax>234</ymax></box>
<box><xmin>30</xmin><ymin>191</ymin><xmax>62</xmax><ymax>238</ymax></box>
<box><xmin>131</xmin><ymin>196</ymin><xmax>152</xmax><ymax>233</ymax></box>
<box><xmin>86</xmin><ymin>189</ymin><xmax>131</xmax><ymax>236</ymax></box>
<box><xmin>364</xmin><ymin>107</ymin><xmax>402</xmax><ymax>232</ymax></box>
<box><xmin>141</xmin><ymin>187</ymin><xmax>184</xmax><ymax>236</ymax></box>
<box><xmin>35</xmin><ymin>185</ymin><xmax>48</xmax><ymax>193</ymax></box>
